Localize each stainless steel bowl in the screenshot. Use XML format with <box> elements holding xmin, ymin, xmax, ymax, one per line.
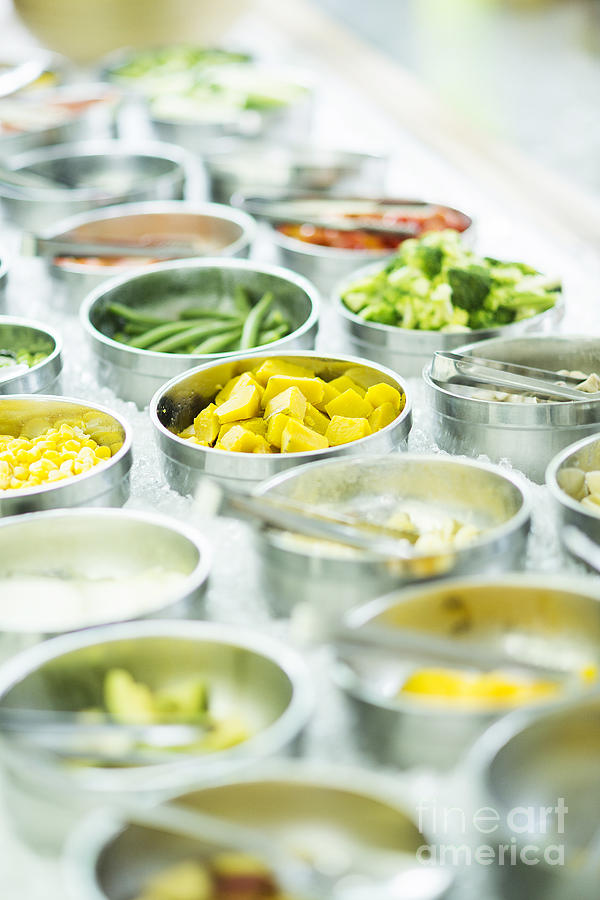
<box><xmin>0</xmin><ymin>620</ymin><xmax>314</xmax><ymax>851</ymax></box>
<box><xmin>547</xmin><ymin>431</ymin><xmax>600</xmax><ymax>557</ymax></box>
<box><xmin>64</xmin><ymin>761</ymin><xmax>453</xmax><ymax>900</ymax></box>
<box><xmin>150</xmin><ymin>350</ymin><xmax>412</xmax><ymax>493</ymax></box>
<box><xmin>0</xmin><ymin>83</ymin><xmax>121</xmax><ymax>158</ymax></box>
<box><xmin>44</xmin><ymin>200</ymin><xmax>257</xmax><ymax>309</ymax></box>
<box><xmin>0</xmin><ymin>252</ymin><xmax>7</xmax><ymax>308</ymax></box>
<box><xmin>0</xmin><ymin>140</ymin><xmax>190</xmax><ymax>231</ymax></box>
<box><xmin>254</xmin><ymin>454</ymin><xmax>530</xmax><ymax>618</ymax></box>
<box><xmin>336</xmin><ymin>263</ymin><xmax>564</xmax><ymax>377</ymax></box>
<box><xmin>0</xmin><ymin>315</ymin><xmax>62</xmax><ymax>393</ymax></box>
<box><xmin>468</xmin><ymin>692</ymin><xmax>600</xmax><ymax>899</ymax></box>
<box><xmin>0</xmin><ymin>507</ymin><xmax>211</xmax><ymax>659</ymax></box>
<box><xmin>0</xmin><ymin>394</ymin><xmax>132</xmax><ymax>516</ymax></box>
<box><xmin>204</xmin><ymin>144</ymin><xmax>388</xmax><ymax>204</ymax></box>
<box><xmin>84</xmin><ymin>259</ymin><xmax>319</xmax><ymax>408</ymax></box>
<box><xmin>425</xmin><ymin>335</ymin><xmax>600</xmax><ymax>483</ymax></box>
<box><xmin>336</xmin><ymin>574</ymin><xmax>600</xmax><ymax>770</ymax></box>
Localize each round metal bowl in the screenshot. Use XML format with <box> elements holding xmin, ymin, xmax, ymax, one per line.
<box><xmin>0</xmin><ymin>507</ymin><xmax>211</xmax><ymax>659</ymax></box>
<box><xmin>0</xmin><ymin>139</ymin><xmax>190</xmax><ymax>231</ymax></box>
<box><xmin>64</xmin><ymin>760</ymin><xmax>453</xmax><ymax>900</ymax></box>
<box><xmin>204</xmin><ymin>144</ymin><xmax>388</xmax><ymax>204</ymax></box>
<box><xmin>0</xmin><ymin>83</ymin><xmax>121</xmax><ymax>158</ymax></box>
<box><xmin>84</xmin><ymin>259</ymin><xmax>319</xmax><ymax>409</ymax></box>
<box><xmin>336</xmin><ymin>263</ymin><xmax>564</xmax><ymax>377</ymax></box>
<box><xmin>467</xmin><ymin>692</ymin><xmax>600</xmax><ymax>899</ymax></box>
<box><xmin>0</xmin><ymin>315</ymin><xmax>62</xmax><ymax>393</ymax></box>
<box><xmin>0</xmin><ymin>394</ymin><xmax>132</xmax><ymax>516</ymax></box>
<box><xmin>547</xmin><ymin>431</ymin><xmax>600</xmax><ymax>559</ymax></box>
<box><xmin>425</xmin><ymin>335</ymin><xmax>600</xmax><ymax>483</ymax></box>
<box><xmin>266</xmin><ymin>198</ymin><xmax>473</xmax><ymax>297</ymax></box>
<box><xmin>0</xmin><ymin>620</ymin><xmax>314</xmax><ymax>851</ymax></box>
<box><xmin>150</xmin><ymin>349</ymin><xmax>412</xmax><ymax>493</ymax></box>
<box><xmin>254</xmin><ymin>454</ymin><xmax>531</xmax><ymax>618</ymax></box>
<box><xmin>336</xmin><ymin>574</ymin><xmax>600</xmax><ymax>770</ymax></box>
<box><xmin>44</xmin><ymin>200</ymin><xmax>257</xmax><ymax>310</ymax></box>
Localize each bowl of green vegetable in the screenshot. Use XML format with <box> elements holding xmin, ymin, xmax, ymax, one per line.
<box><xmin>81</xmin><ymin>258</ymin><xmax>320</xmax><ymax>408</ymax></box>
<box><xmin>335</xmin><ymin>230</ymin><xmax>563</xmax><ymax>376</ymax></box>
<box><xmin>0</xmin><ymin>315</ymin><xmax>62</xmax><ymax>394</ymax></box>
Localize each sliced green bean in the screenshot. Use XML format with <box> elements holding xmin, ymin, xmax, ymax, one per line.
<box><xmin>129</xmin><ymin>319</ymin><xmax>231</xmax><ymax>349</ymax></box>
<box><xmin>257</xmin><ymin>323</ymin><xmax>289</xmax><ymax>345</ymax></box>
<box><xmin>192</xmin><ymin>327</ymin><xmax>243</xmax><ymax>354</ymax></box>
<box><xmin>240</xmin><ymin>292</ymin><xmax>274</xmax><ymax>350</ymax></box>
<box><xmin>106</xmin><ymin>303</ymin><xmax>171</xmax><ymax>327</ymax></box>
<box><xmin>179</xmin><ymin>307</ymin><xmax>241</xmax><ymax>321</ymax></box>
<box><xmin>149</xmin><ymin>322</ymin><xmax>238</xmax><ymax>353</ymax></box>
<box><xmin>233</xmin><ymin>285</ymin><xmax>251</xmax><ymax>316</ymax></box>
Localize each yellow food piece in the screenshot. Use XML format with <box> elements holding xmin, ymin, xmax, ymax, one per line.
<box><xmin>304</xmin><ymin>402</ymin><xmax>330</xmax><ymax>435</ymax></box>
<box><xmin>264</xmin><ymin>386</ymin><xmax>307</xmax><ymax>421</ymax></box>
<box><xmin>193</xmin><ymin>403</ymin><xmax>220</xmax><ymax>444</ymax></box>
<box><xmin>262</xmin><ymin>375</ymin><xmax>325</xmax><ymax>407</ymax></box>
<box><xmin>325</xmin><ymin>388</ymin><xmax>374</xmax><ymax>419</ymax></box>
<box><xmin>369</xmin><ymin>401</ymin><xmax>398</xmax><ymax>432</ymax></box>
<box><xmin>325</xmin><ymin>415</ymin><xmax>372</xmax><ymax>445</ymax></box>
<box><xmin>253</xmin><ymin>358</ymin><xmax>315</xmax><ymax>385</ymax></box>
<box><xmin>400</xmin><ymin>667</ymin><xmax>562</xmax><ymax>708</ymax></box>
<box><xmin>0</xmin><ymin>421</ymin><xmax>121</xmax><ymax>492</ymax></box>
<box><xmin>217</xmin><ymin>425</ymin><xmax>262</xmax><ymax>452</ymax></box>
<box><xmin>214</xmin><ymin>371</ymin><xmax>264</xmax><ymax>405</ymax></box>
<box><xmin>365</xmin><ymin>382</ymin><xmax>404</xmax><ymax>411</ymax></box>
<box><xmin>281</xmin><ymin>419</ymin><xmax>329</xmax><ymax>453</ymax></box>
<box><xmin>328</xmin><ymin>375</ymin><xmax>366</xmax><ymax>397</ymax></box>
<box><xmin>241</xmin><ymin>417</ymin><xmax>267</xmax><ymax>436</ymax></box>
<box><xmin>139</xmin><ymin>860</ymin><xmax>213</xmax><ymax>900</ymax></box>
<box><xmin>312</xmin><ymin>379</ymin><xmax>341</xmax><ymax>412</ymax></box>
<box><xmin>215</xmin><ymin>384</ymin><xmax>261</xmax><ymax>424</ymax></box>
<box><xmin>266</xmin><ymin>412</ymin><xmax>292</xmax><ymax>449</ymax></box>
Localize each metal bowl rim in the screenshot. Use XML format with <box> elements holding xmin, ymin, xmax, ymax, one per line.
<box><xmin>254</xmin><ymin>452</ymin><xmax>531</xmax><ymax>560</ymax></box>
<box><xmin>0</xmin><ymin>393</ymin><xmax>132</xmax><ymax>499</ymax></box>
<box><xmin>0</xmin><ymin>506</ymin><xmax>212</xmax><ymax>632</ymax></box>
<box><xmin>546</xmin><ymin>429</ymin><xmax>600</xmax><ymax>519</ymax></box>
<box><xmin>80</xmin><ymin>257</ymin><xmax>320</xmax><ymax>364</ymax></box>
<box><xmin>203</xmin><ymin>143</ymin><xmax>389</xmax><ymax>170</ymax></box>
<box><xmin>0</xmin><ymin>312</ymin><xmax>62</xmax><ymax>372</ymax></box>
<box><xmin>149</xmin><ymin>348</ymin><xmax>412</xmax><ymax>464</ymax></box>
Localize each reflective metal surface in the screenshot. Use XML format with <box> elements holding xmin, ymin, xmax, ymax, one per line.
<box><xmin>150</xmin><ymin>350</ymin><xmax>412</xmax><ymax>492</ymax></box>
<box><xmin>0</xmin><ymin>316</ymin><xmax>62</xmax><ymax>393</ymax></box>
<box><xmin>84</xmin><ymin>259</ymin><xmax>319</xmax><ymax>408</ymax></box>
<box><xmin>426</xmin><ymin>335</ymin><xmax>600</xmax><ymax>482</ymax></box>
<box><xmin>254</xmin><ymin>454</ymin><xmax>530</xmax><ymax>617</ymax></box>
<box><xmin>0</xmin><ymin>394</ymin><xmax>132</xmax><ymax>516</ymax></box>
<box><xmin>546</xmin><ymin>430</ymin><xmax>600</xmax><ymax>558</ymax></box>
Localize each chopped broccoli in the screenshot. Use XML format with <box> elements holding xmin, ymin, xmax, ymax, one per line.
<box><xmin>418</xmin><ymin>245</ymin><xmax>444</xmax><ymax>279</ymax></box>
<box><xmin>447</xmin><ymin>266</ymin><xmax>491</xmax><ymax>311</ymax></box>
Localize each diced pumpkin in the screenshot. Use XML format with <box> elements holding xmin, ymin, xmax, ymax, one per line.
<box><xmin>252</xmin><ymin>358</ymin><xmax>315</xmax><ymax>386</ymax></box>
<box><xmin>328</xmin><ymin>375</ymin><xmax>366</xmax><ymax>397</ymax></box>
<box><xmin>215</xmin><ymin>385</ymin><xmax>261</xmax><ymax>423</ymax></box>
<box><xmin>304</xmin><ymin>402</ymin><xmax>330</xmax><ymax>435</ymax></box>
<box><xmin>262</xmin><ymin>375</ymin><xmax>325</xmax><ymax>407</ymax></box>
<box><xmin>193</xmin><ymin>403</ymin><xmax>220</xmax><ymax>443</ymax></box>
<box><xmin>325</xmin><ymin>415</ymin><xmax>371</xmax><ymax>445</ymax></box>
<box><xmin>369</xmin><ymin>401</ymin><xmax>398</xmax><ymax>432</ymax></box>
<box><xmin>325</xmin><ymin>388</ymin><xmax>373</xmax><ymax>419</ymax></box>
<box><xmin>280</xmin><ymin>419</ymin><xmax>329</xmax><ymax>453</ymax></box>
<box><xmin>365</xmin><ymin>382</ymin><xmax>403</xmax><ymax>412</ymax></box>
<box><xmin>264</xmin><ymin>386</ymin><xmax>307</xmax><ymax>421</ymax></box>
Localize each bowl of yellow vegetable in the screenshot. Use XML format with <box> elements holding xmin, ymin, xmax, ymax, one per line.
<box><xmin>83</xmin><ymin>259</ymin><xmax>319</xmax><ymax>408</ymax></box>
<box><xmin>0</xmin><ymin>620</ymin><xmax>314</xmax><ymax>851</ymax></box>
<box><xmin>150</xmin><ymin>350</ymin><xmax>412</xmax><ymax>492</ymax></box>
<box><xmin>335</xmin><ymin>575</ymin><xmax>600</xmax><ymax>770</ymax></box>
<box><xmin>0</xmin><ymin>394</ymin><xmax>132</xmax><ymax>516</ymax></box>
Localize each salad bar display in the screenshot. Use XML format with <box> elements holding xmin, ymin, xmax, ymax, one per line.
<box><xmin>0</xmin><ymin>24</ymin><xmax>598</xmax><ymax>900</ymax></box>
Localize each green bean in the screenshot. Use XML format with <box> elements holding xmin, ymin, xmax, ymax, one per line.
<box><xmin>149</xmin><ymin>322</ymin><xmax>238</xmax><ymax>353</ymax></box>
<box><xmin>233</xmin><ymin>285</ymin><xmax>251</xmax><ymax>316</ymax></box>
<box><xmin>129</xmin><ymin>319</ymin><xmax>231</xmax><ymax>349</ymax></box>
<box><xmin>240</xmin><ymin>292</ymin><xmax>274</xmax><ymax>350</ymax></box>
<box><xmin>179</xmin><ymin>307</ymin><xmax>242</xmax><ymax>321</ymax></box>
<box><xmin>191</xmin><ymin>327</ymin><xmax>243</xmax><ymax>354</ymax></box>
<box><xmin>257</xmin><ymin>323</ymin><xmax>289</xmax><ymax>345</ymax></box>
<box><xmin>106</xmin><ymin>303</ymin><xmax>171</xmax><ymax>327</ymax></box>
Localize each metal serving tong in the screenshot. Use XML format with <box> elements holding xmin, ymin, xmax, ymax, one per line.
<box><xmin>431</xmin><ymin>350</ymin><xmax>600</xmax><ymax>402</ymax></box>
<box><xmin>0</xmin><ymin>54</ymin><xmax>53</xmax><ymax>99</ymax></box>
<box><xmin>22</xmin><ymin>232</ymin><xmax>209</xmax><ymax>260</ymax></box>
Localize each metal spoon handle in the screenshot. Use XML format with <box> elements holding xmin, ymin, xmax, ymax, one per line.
<box><xmin>23</xmin><ymin>234</ymin><xmax>210</xmax><ymax>260</ymax></box>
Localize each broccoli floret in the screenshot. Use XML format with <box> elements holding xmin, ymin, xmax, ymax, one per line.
<box><xmin>469</xmin><ymin>307</ymin><xmax>515</xmax><ymax>329</ymax></box>
<box><xmin>447</xmin><ymin>266</ymin><xmax>491</xmax><ymax>311</ymax></box>
<box><xmin>417</xmin><ymin>245</ymin><xmax>443</xmax><ymax>279</ymax></box>
<box><xmin>360</xmin><ymin>303</ymin><xmax>397</xmax><ymax>326</ymax></box>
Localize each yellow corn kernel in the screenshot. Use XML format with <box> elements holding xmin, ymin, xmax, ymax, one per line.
<box><xmin>193</xmin><ymin>403</ymin><xmax>220</xmax><ymax>444</ymax></box>
<box><xmin>60</xmin><ymin>459</ymin><xmax>74</xmax><ymax>474</ymax></box>
<box><xmin>252</xmin><ymin>359</ymin><xmax>315</xmax><ymax>386</ymax></box>
<box><xmin>325</xmin><ymin>388</ymin><xmax>373</xmax><ymax>420</ymax></box>
<box><xmin>215</xmin><ymin>384</ymin><xmax>261</xmax><ymax>424</ymax></box>
<box><xmin>303</xmin><ymin>402</ymin><xmax>330</xmax><ymax>435</ymax></box>
<box><xmin>328</xmin><ymin>375</ymin><xmax>366</xmax><ymax>397</ymax></box>
<box><xmin>47</xmin><ymin>469</ymin><xmax>68</xmax><ymax>482</ymax></box>
<box><xmin>365</xmin><ymin>382</ymin><xmax>404</xmax><ymax>412</ymax></box>
<box><xmin>83</xmin><ymin>439</ymin><xmax>98</xmax><ymax>450</ymax></box>
<box><xmin>94</xmin><ymin>446</ymin><xmax>111</xmax><ymax>460</ymax></box>
<box><xmin>0</xmin><ymin>460</ymin><xmax>9</xmax><ymax>476</ymax></box>
<box><xmin>13</xmin><ymin>465</ymin><xmax>28</xmax><ymax>480</ymax></box>
<box><xmin>62</xmin><ymin>439</ymin><xmax>81</xmax><ymax>452</ymax></box>
<box><xmin>264</xmin><ymin>386</ymin><xmax>307</xmax><ymax>421</ymax></box>
<box><xmin>0</xmin><ymin>474</ymin><xmax>10</xmax><ymax>490</ymax></box>
<box><xmin>6</xmin><ymin>438</ymin><xmax>29</xmax><ymax>452</ymax></box>
<box><xmin>262</xmin><ymin>376</ymin><xmax>325</xmax><ymax>408</ymax></box>
<box><xmin>369</xmin><ymin>401</ymin><xmax>398</xmax><ymax>432</ymax></box>
<box><xmin>43</xmin><ymin>450</ymin><xmax>61</xmax><ymax>464</ymax></box>
<box><xmin>266</xmin><ymin>413</ymin><xmax>291</xmax><ymax>449</ymax></box>
<box><xmin>281</xmin><ymin>419</ymin><xmax>329</xmax><ymax>453</ymax></box>
<box><xmin>325</xmin><ymin>415</ymin><xmax>372</xmax><ymax>446</ymax></box>
<box><xmin>9</xmin><ymin>477</ymin><xmax>24</xmax><ymax>490</ymax></box>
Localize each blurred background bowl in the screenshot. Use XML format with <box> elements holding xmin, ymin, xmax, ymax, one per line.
<box><xmin>253</xmin><ymin>454</ymin><xmax>530</xmax><ymax>618</ymax></box>
<box><xmin>0</xmin><ymin>315</ymin><xmax>62</xmax><ymax>394</ymax></box>
<box><xmin>83</xmin><ymin>258</ymin><xmax>319</xmax><ymax>408</ymax></box>
<box><xmin>546</xmin><ymin>430</ymin><xmax>600</xmax><ymax>561</ymax></box>
<box><xmin>336</xmin><ymin>574</ymin><xmax>600</xmax><ymax>770</ymax></box>
<box><xmin>0</xmin><ymin>619</ymin><xmax>313</xmax><ymax>851</ymax></box>
<box><xmin>45</xmin><ymin>200</ymin><xmax>257</xmax><ymax>309</ymax></box>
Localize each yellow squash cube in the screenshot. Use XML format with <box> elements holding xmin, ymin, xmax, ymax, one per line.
<box><xmin>264</xmin><ymin>386</ymin><xmax>307</xmax><ymax>421</ymax></box>
<box><xmin>325</xmin><ymin>388</ymin><xmax>373</xmax><ymax>420</ymax></box>
<box><xmin>266</xmin><ymin>413</ymin><xmax>291</xmax><ymax>449</ymax></box>
<box><xmin>217</xmin><ymin>425</ymin><xmax>261</xmax><ymax>453</ymax></box>
<box><xmin>251</xmin><ymin>436</ymin><xmax>272</xmax><ymax>454</ymax></box>
<box><xmin>215</xmin><ymin>372</ymin><xmax>263</xmax><ymax>405</ymax></box>
<box><xmin>328</xmin><ymin>375</ymin><xmax>366</xmax><ymax>397</ymax></box>
<box><xmin>365</xmin><ymin>382</ymin><xmax>404</xmax><ymax>412</ymax></box>
<box><xmin>262</xmin><ymin>375</ymin><xmax>325</xmax><ymax>408</ymax></box>
<box><xmin>215</xmin><ymin>384</ymin><xmax>261</xmax><ymax>424</ymax></box>
<box><xmin>303</xmin><ymin>402</ymin><xmax>330</xmax><ymax>435</ymax></box>
<box><xmin>241</xmin><ymin>417</ymin><xmax>267</xmax><ymax>436</ymax></box>
<box><xmin>312</xmin><ymin>379</ymin><xmax>341</xmax><ymax>412</ymax></box>
<box><xmin>369</xmin><ymin>401</ymin><xmax>398</xmax><ymax>432</ymax></box>
<box><xmin>281</xmin><ymin>419</ymin><xmax>329</xmax><ymax>453</ymax></box>
<box><xmin>253</xmin><ymin>358</ymin><xmax>315</xmax><ymax>386</ymax></box>
<box><xmin>193</xmin><ymin>403</ymin><xmax>219</xmax><ymax>444</ymax></box>
<box><xmin>325</xmin><ymin>415</ymin><xmax>372</xmax><ymax>446</ymax></box>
